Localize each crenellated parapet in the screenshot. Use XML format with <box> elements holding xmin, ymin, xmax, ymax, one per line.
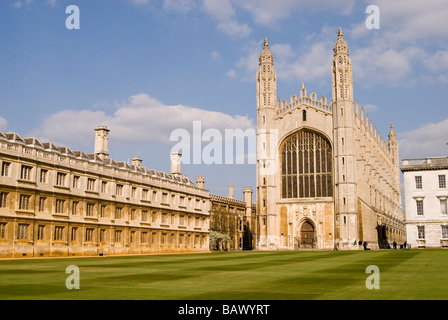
<box><xmin>276</xmin><ymin>83</ymin><xmax>332</xmax><ymax>117</ymax></box>
<box><xmin>354</xmin><ymin>99</ymin><xmax>396</xmax><ymax>165</ymax></box>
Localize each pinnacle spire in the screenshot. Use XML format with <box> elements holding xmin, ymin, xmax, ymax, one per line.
<box><xmin>259</xmin><ymin>37</ymin><xmax>273</xmax><ymax>65</ymax></box>
<box><xmin>388</xmin><ymin>123</ymin><xmax>397</xmax><ymax>140</ymax></box>
<box><xmin>333</xmin><ymin>27</ymin><xmax>349</xmax><ymax>56</ymax></box>
<box><xmin>264</xmin><ymin>38</ymin><xmax>269</xmax><ymax>48</ymax></box>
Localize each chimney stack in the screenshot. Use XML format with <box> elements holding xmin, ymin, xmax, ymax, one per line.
<box><xmin>132</xmin><ymin>157</ymin><xmax>142</xmax><ymax>167</ymax></box>
<box><xmin>94</xmin><ymin>125</ymin><xmax>110</xmax><ymax>159</ymax></box>
<box><xmin>170</xmin><ymin>152</ymin><xmax>182</xmax><ymax>175</ymax></box>
<box><xmin>196</xmin><ymin>176</ymin><xmax>205</xmax><ymax>189</ymax></box>
<box><xmin>228</xmin><ymin>185</ymin><xmax>234</xmax><ymax>199</ymax></box>
<box><xmin>243</xmin><ymin>187</ymin><xmax>253</xmax><ymax>208</ymax></box>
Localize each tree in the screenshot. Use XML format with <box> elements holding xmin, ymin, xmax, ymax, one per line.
<box><xmin>209</xmin><ymin>231</ymin><xmax>231</xmax><ymax>251</ymax></box>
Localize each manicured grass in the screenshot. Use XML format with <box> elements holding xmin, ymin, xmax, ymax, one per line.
<box><xmin>0</xmin><ymin>249</ymin><xmax>447</xmax><ymax>300</ymax></box>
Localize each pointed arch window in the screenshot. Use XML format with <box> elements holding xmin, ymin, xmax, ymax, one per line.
<box><xmin>281</xmin><ymin>130</ymin><xmax>332</xmax><ymax>199</ymax></box>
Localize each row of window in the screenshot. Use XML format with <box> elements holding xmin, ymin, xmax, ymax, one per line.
<box><xmin>0</xmin><ymin>192</ymin><xmax>206</xmax><ymax>226</ymax></box>
<box><xmin>210</xmin><ymin>217</ymin><xmax>247</xmax><ymax>233</ymax></box>
<box><xmin>416</xmin><ymin>225</ymin><xmax>448</xmax><ymax>240</ymax></box>
<box><xmin>415</xmin><ymin>198</ymin><xmax>447</xmax><ymax>216</ymax></box>
<box><xmin>415</xmin><ymin>175</ymin><xmax>446</xmax><ymax>189</ymax></box>
<box><xmin>1</xmin><ymin>162</ymin><xmax>205</xmax><ymax>209</ymax></box>
<box><xmin>0</xmin><ymin>222</ymin><xmax>206</xmax><ymax>245</ymax></box>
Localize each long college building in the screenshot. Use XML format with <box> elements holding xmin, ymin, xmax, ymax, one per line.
<box><xmin>0</xmin><ymin>126</ymin><xmax>210</xmax><ymax>258</ymax></box>
<box><xmin>256</xmin><ymin>29</ymin><xmax>406</xmax><ymax>250</ymax></box>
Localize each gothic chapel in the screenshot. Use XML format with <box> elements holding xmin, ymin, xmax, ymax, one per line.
<box><xmin>256</xmin><ymin>29</ymin><xmax>405</xmax><ymax>250</ymax></box>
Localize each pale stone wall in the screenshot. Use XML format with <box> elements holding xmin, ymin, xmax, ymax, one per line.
<box><xmin>354</xmin><ymin>119</ymin><xmax>405</xmax><ymax>248</ymax></box>
<box><xmin>209</xmin><ymin>189</ymin><xmax>256</xmax><ymax>250</ymax></box>
<box><xmin>256</xmin><ymin>29</ymin><xmax>406</xmax><ymax>250</ymax></box>
<box><xmin>0</xmin><ymin>130</ymin><xmax>210</xmax><ymax>258</ymax></box>
<box><xmin>273</xmin><ymin>201</ymin><xmax>334</xmax><ymax>249</ymax></box>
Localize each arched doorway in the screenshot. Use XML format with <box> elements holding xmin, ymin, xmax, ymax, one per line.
<box><xmin>300</xmin><ymin>221</ymin><xmax>316</xmax><ymax>248</ymax></box>
<box><xmin>376</xmin><ymin>224</ymin><xmax>388</xmax><ymax>249</ymax></box>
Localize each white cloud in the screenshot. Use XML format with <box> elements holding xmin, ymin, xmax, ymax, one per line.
<box><xmin>223</xmin><ymin>0</ymin><xmax>448</xmax><ymax>88</ymax></box>
<box><xmin>424</xmin><ymin>50</ymin><xmax>448</xmax><ymax>72</ymax></box>
<box><xmin>0</xmin><ymin>117</ymin><xmax>8</xmax><ymax>131</ymax></box>
<box><xmin>217</xmin><ymin>20</ymin><xmax>251</xmax><ymax>38</ymax></box>
<box><xmin>226</xmin><ymin>69</ymin><xmax>236</xmax><ymax>79</ymax></box>
<box><xmin>234</xmin><ymin>39</ymin><xmax>262</xmax><ymax>81</ymax></box>
<box><xmin>33</xmin><ymin>109</ymin><xmax>109</xmax><ymax>148</ymax></box>
<box><xmin>201</xmin><ymin>0</ymin><xmax>357</xmax><ymax>38</ymax></box>
<box><xmin>12</xmin><ymin>0</ymin><xmax>33</xmax><ymax>9</ymax></box>
<box><xmin>374</xmin><ymin>49</ymin><xmax>410</xmax><ymax>81</ymax></box>
<box><xmin>202</xmin><ymin>0</ymin><xmax>251</xmax><ymax>38</ymax></box>
<box><xmin>236</xmin><ymin>0</ymin><xmax>356</xmax><ymax>27</ymax></box>
<box><xmin>276</xmin><ymin>41</ymin><xmax>332</xmax><ymax>83</ymax></box>
<box><xmin>363</xmin><ymin>104</ymin><xmax>378</xmax><ymax>113</ymax></box>
<box><xmin>270</xmin><ymin>43</ymin><xmax>294</xmax><ymax>61</ymax></box>
<box><xmin>203</xmin><ymin>0</ymin><xmax>234</xmax><ymax>21</ymax></box>
<box><xmin>371</xmin><ymin>0</ymin><xmax>448</xmax><ymax>44</ymax></box>
<box><xmin>210</xmin><ymin>51</ymin><xmax>221</xmax><ymax>61</ymax></box>
<box><xmin>347</xmin><ymin>0</ymin><xmax>448</xmax><ymax>86</ymax></box>
<box><xmin>399</xmin><ymin>118</ymin><xmax>448</xmax><ymax>159</ymax></box>
<box><xmin>236</xmin><ymin>0</ymin><xmax>298</xmax><ymax>27</ymax></box>
<box><xmin>163</xmin><ymin>0</ymin><xmax>195</xmax><ymax>13</ymax></box>
<box><xmin>230</xmin><ymin>27</ymin><xmax>338</xmax><ymax>85</ymax></box>
<box><xmin>350</xmin><ymin>44</ymin><xmax>425</xmax><ymax>86</ymax></box>
<box><xmin>233</xmin><ymin>35</ymin><xmax>333</xmax><ymax>85</ymax></box>
<box><xmin>32</xmin><ymin>93</ymin><xmax>254</xmax><ymax>149</ymax></box>
<box><xmin>128</xmin><ymin>0</ymin><xmax>150</xmax><ymax>5</ymax></box>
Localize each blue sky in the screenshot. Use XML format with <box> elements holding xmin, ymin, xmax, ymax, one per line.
<box><xmin>1</xmin><ymin>0</ymin><xmax>448</xmax><ymax>200</ymax></box>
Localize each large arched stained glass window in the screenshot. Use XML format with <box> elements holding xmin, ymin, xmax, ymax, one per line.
<box><xmin>281</xmin><ymin>130</ymin><xmax>332</xmax><ymax>199</ymax></box>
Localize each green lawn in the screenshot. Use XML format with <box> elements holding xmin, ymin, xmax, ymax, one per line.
<box><xmin>0</xmin><ymin>249</ymin><xmax>447</xmax><ymax>300</ymax></box>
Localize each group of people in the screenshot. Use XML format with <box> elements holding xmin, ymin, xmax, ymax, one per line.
<box><xmin>359</xmin><ymin>241</ymin><xmax>370</xmax><ymax>250</ymax></box>
<box><xmin>392</xmin><ymin>241</ymin><xmax>408</xmax><ymax>249</ymax></box>
<box><xmin>333</xmin><ymin>241</ymin><xmax>370</xmax><ymax>250</ymax></box>
<box><xmin>333</xmin><ymin>240</ymin><xmax>410</xmax><ymax>251</ymax></box>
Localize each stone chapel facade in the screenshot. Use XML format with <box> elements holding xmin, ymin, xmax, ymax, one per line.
<box><xmin>256</xmin><ymin>29</ymin><xmax>406</xmax><ymax>250</ymax></box>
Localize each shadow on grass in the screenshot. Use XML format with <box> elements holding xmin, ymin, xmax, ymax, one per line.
<box><xmin>0</xmin><ymin>249</ymin><xmax>426</xmax><ymax>300</ymax></box>
<box><xmin>0</xmin><ymin>284</ymin><xmax>69</xmax><ymax>298</ymax></box>
<box><xmin>262</xmin><ymin>250</ymin><xmax>421</xmax><ymax>299</ymax></box>
<box><xmin>96</xmin><ymin>271</ymin><xmax>196</xmax><ymax>284</ymax></box>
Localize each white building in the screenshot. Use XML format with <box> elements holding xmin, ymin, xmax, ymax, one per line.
<box><xmin>401</xmin><ymin>157</ymin><xmax>448</xmax><ymax>248</ymax></box>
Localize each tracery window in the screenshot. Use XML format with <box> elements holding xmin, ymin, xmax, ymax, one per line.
<box><xmin>281</xmin><ymin>130</ymin><xmax>332</xmax><ymax>199</ymax></box>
